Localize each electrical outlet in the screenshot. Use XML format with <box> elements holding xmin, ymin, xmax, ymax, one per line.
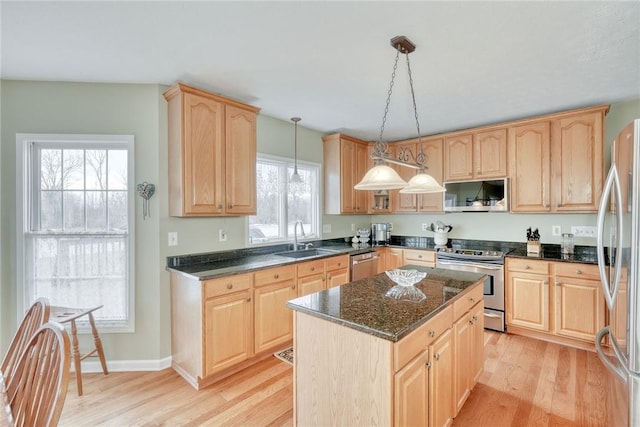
<box><xmin>168</xmin><ymin>232</ymin><xmax>178</xmax><ymax>246</ymax></box>
<box><xmin>219</xmin><ymin>229</ymin><xmax>227</xmax><ymax>242</ymax></box>
<box><xmin>422</xmin><ymin>223</ymin><xmax>429</xmax><ymax>231</ymax></box>
<box><xmin>388</xmin><ymin>223</ymin><xmax>393</xmax><ymax>230</ymax></box>
<box><xmin>552</xmin><ymin>226</ymin><xmax>561</xmax><ymax>236</ymax></box>
<box><xmin>571</xmin><ymin>226</ymin><xmax>597</xmax><ymax>238</ymax></box>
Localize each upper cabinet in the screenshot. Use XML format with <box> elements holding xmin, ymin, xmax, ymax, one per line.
<box><xmin>164</xmin><ymin>83</ymin><xmax>260</xmax><ymax>217</ymax></box>
<box><xmin>323</xmin><ymin>134</ymin><xmax>369</xmax><ymax>214</ymax></box>
<box><xmin>509</xmin><ymin>106</ymin><xmax>608</xmax><ymax>213</ymax></box>
<box><xmin>444</xmin><ymin>129</ymin><xmax>507</xmax><ymax>182</ymax></box>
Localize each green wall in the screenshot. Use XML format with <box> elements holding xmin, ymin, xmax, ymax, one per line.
<box><xmin>1</xmin><ymin>79</ymin><xmax>638</xmax><ymax>365</ymax></box>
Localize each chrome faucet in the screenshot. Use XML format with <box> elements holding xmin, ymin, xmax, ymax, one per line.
<box><xmin>293</xmin><ymin>220</ymin><xmax>305</xmax><ymax>251</ymax></box>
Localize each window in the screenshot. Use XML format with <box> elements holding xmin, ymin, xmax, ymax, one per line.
<box><xmin>16</xmin><ymin>134</ymin><xmax>135</xmax><ymax>332</ymax></box>
<box><xmin>249</xmin><ymin>155</ymin><xmax>320</xmax><ymax>245</ymax></box>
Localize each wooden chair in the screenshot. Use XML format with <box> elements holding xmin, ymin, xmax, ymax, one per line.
<box><xmin>50</xmin><ymin>305</ymin><xmax>108</xmax><ymax>396</ymax></box>
<box><xmin>0</xmin><ymin>298</ymin><xmax>50</xmax><ymax>381</ymax></box>
<box><xmin>2</xmin><ymin>322</ymin><xmax>71</xmax><ymax>427</ymax></box>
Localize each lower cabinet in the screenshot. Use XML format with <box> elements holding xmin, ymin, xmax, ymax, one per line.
<box><xmin>506</xmin><ymin>258</ymin><xmax>605</xmax><ymax>347</ymax></box>
<box><xmin>204</xmin><ymin>290</ymin><xmax>253</xmax><ymax>376</ymax></box>
<box><xmin>429</xmin><ymin>328</ymin><xmax>455</xmax><ymax>427</ymax></box>
<box><xmin>254</xmin><ymin>266</ymin><xmax>297</xmax><ymax>354</ymax></box>
<box><xmin>394</xmin><ymin>350</ymin><xmax>429</xmax><ymax>427</ymax></box>
<box><xmin>325</xmin><ymin>255</ymin><xmax>349</xmax><ymax>288</ymax></box>
<box><xmin>453</xmin><ymin>301</ymin><xmax>484</xmax><ymax>415</ymax></box>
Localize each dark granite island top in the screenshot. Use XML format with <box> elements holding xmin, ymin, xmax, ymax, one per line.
<box><xmin>287</xmin><ymin>265</ymin><xmax>485</xmax><ymax>342</ymax></box>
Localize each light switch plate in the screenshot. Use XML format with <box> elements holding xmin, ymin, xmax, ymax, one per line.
<box><xmin>552</xmin><ymin>226</ymin><xmax>561</xmax><ymax>236</ymax></box>
<box><xmin>168</xmin><ymin>232</ymin><xmax>178</xmax><ymax>246</ymax></box>
<box><xmin>219</xmin><ymin>229</ymin><xmax>227</xmax><ymax>242</ymax></box>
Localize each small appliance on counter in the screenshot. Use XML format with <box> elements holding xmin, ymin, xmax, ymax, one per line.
<box><xmin>371</xmin><ymin>223</ymin><xmax>391</xmax><ymax>245</ymax></box>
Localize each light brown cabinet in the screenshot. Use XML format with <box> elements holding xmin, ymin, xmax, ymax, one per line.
<box><xmin>444</xmin><ymin>129</ymin><xmax>507</xmax><ymax>182</ymax></box>
<box><xmin>429</xmin><ymin>328</ymin><xmax>455</xmax><ymax>427</ymax></box>
<box><xmin>325</xmin><ymin>255</ymin><xmax>350</xmax><ymax>288</ymax></box>
<box><xmin>453</xmin><ymin>301</ymin><xmax>484</xmax><ymax>415</ymax></box>
<box><xmin>403</xmin><ymin>249</ymin><xmax>437</xmax><ymax>268</ymax></box>
<box><xmin>297</xmin><ymin>259</ymin><xmax>325</xmax><ymax>297</ymax></box>
<box><xmin>323</xmin><ymin>134</ymin><xmax>369</xmax><ymax>214</ymax></box>
<box><xmin>394</xmin><ymin>350</ymin><xmax>429</xmax><ymax>427</ymax></box>
<box><xmin>164</xmin><ymin>83</ymin><xmax>260</xmax><ymax>217</ymax></box>
<box><xmin>387</xmin><ymin>248</ymin><xmax>404</xmax><ymax>270</ymax></box>
<box><xmin>254</xmin><ymin>266</ymin><xmax>296</xmax><ymax>353</ymax></box>
<box><xmin>509</xmin><ymin>106</ymin><xmax>608</xmax><ymax>213</ymax></box>
<box><xmin>506</xmin><ymin>259</ymin><xmax>605</xmax><ymax>347</ymax></box>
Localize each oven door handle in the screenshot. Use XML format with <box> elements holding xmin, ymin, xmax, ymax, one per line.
<box><xmin>437</xmin><ymin>260</ymin><xmax>503</xmax><ymax>270</ymax></box>
<box><xmin>484</xmin><ymin>312</ymin><xmax>502</xmax><ymax>319</ymax></box>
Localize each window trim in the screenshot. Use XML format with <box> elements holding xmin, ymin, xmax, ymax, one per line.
<box><xmin>248</xmin><ymin>153</ymin><xmax>321</xmax><ymax>246</ymax></box>
<box><xmin>16</xmin><ymin>133</ymin><xmax>136</xmax><ymax>333</ymax></box>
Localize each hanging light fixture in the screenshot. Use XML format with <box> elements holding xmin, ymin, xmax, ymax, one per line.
<box><xmin>290</xmin><ymin>117</ymin><xmax>303</xmax><ymax>184</ymax></box>
<box><xmin>355</xmin><ymin>36</ymin><xmax>445</xmax><ymax>194</ymax></box>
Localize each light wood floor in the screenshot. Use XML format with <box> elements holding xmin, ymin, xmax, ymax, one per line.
<box><xmin>60</xmin><ymin>331</ymin><xmax>612</xmax><ymax>426</ymax></box>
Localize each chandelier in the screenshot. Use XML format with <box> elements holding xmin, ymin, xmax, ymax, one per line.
<box><xmin>354</xmin><ymin>36</ymin><xmax>445</xmax><ymax>194</ymax></box>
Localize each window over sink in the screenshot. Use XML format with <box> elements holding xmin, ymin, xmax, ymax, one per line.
<box><xmin>248</xmin><ymin>155</ymin><xmax>320</xmax><ymax>245</ymax></box>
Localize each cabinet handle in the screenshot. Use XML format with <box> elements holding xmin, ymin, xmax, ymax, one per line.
<box><xmin>228</xmin><ymin>204</ymin><xmax>232</xmax><ymax>209</ymax></box>
<box><xmin>311</xmin><ymin>267</ymin><xmax>315</xmax><ymax>271</ymax></box>
<box><xmin>576</xmin><ymin>270</ymin><xmax>582</xmax><ymax>275</ymax></box>
<box><xmin>246</xmin><ymin>297</ymin><xmax>251</xmax><ymax>302</ymax></box>
<box><xmin>227</xmin><ymin>283</ymin><xmax>233</xmax><ymax>289</ymax></box>
<box><xmin>274</xmin><ymin>274</ymin><xmax>280</xmax><ymax>279</ymax></box>
<box><xmin>426</xmin><ymin>361</ymin><xmax>432</xmax><ymax>368</ymax></box>
<box><xmin>323</xmin><ymin>276</ymin><xmax>326</xmax><ymax>281</ymax></box>
<box><xmin>543</xmin><ymin>280</ymin><xmax>549</xmax><ymax>285</ymax></box>
<box><xmin>469</xmin><ymin>297</ymin><xmax>476</xmax><ymax>303</ymax></box>
<box><xmin>469</xmin><ymin>318</ymin><xmax>475</xmax><ymax>325</ymax></box>
<box><xmin>418</xmin><ymin>255</ymin><xmax>423</xmax><ymax>259</ymax></box>
<box><xmin>217</xmin><ymin>204</ymin><xmax>222</xmax><ymax>209</ymax></box>
<box><xmin>429</xmin><ymin>330</ymin><xmax>436</xmax><ymax>338</ymax></box>
<box><xmin>525</xmin><ymin>265</ymin><xmax>531</xmax><ymax>269</ymax></box>
<box><xmin>434</xmin><ymin>353</ymin><xmax>440</xmax><ymax>361</ymax></box>
<box><xmin>473</xmin><ymin>315</ymin><xmax>478</xmax><ymax>321</ymax></box>
<box><xmin>291</xmin><ymin>285</ymin><xmax>296</xmax><ymax>290</ymax></box>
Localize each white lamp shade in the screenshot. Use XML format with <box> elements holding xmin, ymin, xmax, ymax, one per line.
<box><xmin>399</xmin><ymin>173</ymin><xmax>446</xmax><ymax>194</ymax></box>
<box><xmin>354</xmin><ymin>164</ymin><xmax>408</xmax><ymax>190</ymax></box>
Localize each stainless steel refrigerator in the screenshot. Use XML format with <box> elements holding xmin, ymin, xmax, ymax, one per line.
<box><xmin>595</xmin><ymin>119</ymin><xmax>639</xmax><ymax>426</ymax></box>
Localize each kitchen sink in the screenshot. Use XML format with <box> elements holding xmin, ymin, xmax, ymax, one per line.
<box><xmin>274</xmin><ymin>248</ymin><xmax>339</xmax><ymax>259</ymax></box>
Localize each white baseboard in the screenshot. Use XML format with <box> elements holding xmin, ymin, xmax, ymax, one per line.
<box><xmin>72</xmin><ymin>356</ymin><xmax>172</xmax><ymax>373</ymax></box>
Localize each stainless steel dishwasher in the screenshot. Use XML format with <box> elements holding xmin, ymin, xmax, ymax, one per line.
<box><xmin>350</xmin><ymin>251</ymin><xmax>379</xmax><ymax>281</ymax></box>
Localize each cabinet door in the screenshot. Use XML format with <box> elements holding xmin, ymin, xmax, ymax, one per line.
<box><xmin>444</xmin><ymin>134</ymin><xmax>473</xmax><ymax>181</ymax></box>
<box><xmin>355</xmin><ymin>142</ymin><xmax>369</xmax><ymax>213</ymax></box>
<box><xmin>392</xmin><ymin>141</ymin><xmax>419</xmax><ymax>212</ymax></box>
<box><xmin>551</xmin><ymin>111</ymin><xmax>604</xmax><ymax>212</ymax></box>
<box><xmin>298</xmin><ymin>272</ymin><xmax>325</xmax><ymax>297</ymax></box>
<box><xmin>394</xmin><ymin>350</ymin><xmax>429</xmax><ymax>427</ymax></box>
<box><xmin>419</xmin><ymin>138</ymin><xmax>444</xmax><ymax>212</ymax></box>
<box><xmin>326</xmin><ymin>268</ymin><xmax>349</xmax><ymax>288</ymax></box>
<box><xmin>508</xmin><ymin>122</ymin><xmax>551</xmax><ymax>212</ymax></box>
<box><xmin>554</xmin><ymin>276</ymin><xmax>605</xmax><ymax>341</ymax></box>
<box><xmin>470</xmin><ymin>303</ymin><xmax>485</xmax><ymax>386</ymax></box>
<box><xmin>204</xmin><ymin>290</ymin><xmax>252</xmax><ymax>376</ymax></box>
<box><xmin>474</xmin><ymin>128</ymin><xmax>507</xmax><ymax>178</ymax></box>
<box><xmin>225</xmin><ymin>106</ymin><xmax>257</xmax><ymax>215</ymax></box>
<box><xmin>340</xmin><ymin>139</ymin><xmax>357</xmax><ymax>213</ymax></box>
<box><xmin>453</xmin><ymin>313</ymin><xmax>471</xmax><ymax>415</ymax></box>
<box><xmin>376</xmin><ymin>248</ymin><xmax>388</xmax><ymax>274</ymax></box>
<box><xmin>429</xmin><ymin>328</ymin><xmax>454</xmax><ymax>427</ymax></box>
<box><xmin>387</xmin><ymin>249</ymin><xmax>404</xmax><ymax>270</ymax></box>
<box><xmin>506</xmin><ymin>271</ymin><xmax>549</xmax><ymax>331</ymax></box>
<box><xmin>254</xmin><ymin>280</ymin><xmax>296</xmax><ymax>353</ymax></box>
<box><xmin>183</xmin><ymin>92</ymin><xmax>225</xmax><ymax>215</ymax></box>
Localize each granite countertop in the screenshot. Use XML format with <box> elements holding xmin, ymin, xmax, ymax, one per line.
<box><xmin>166</xmin><ymin>237</ymin><xmax>605</xmax><ymax>281</ymax></box>
<box><xmin>167</xmin><ymin>240</ymin><xmax>374</xmax><ymax>280</ymax></box>
<box><xmin>286</xmin><ymin>265</ymin><xmax>485</xmax><ymax>342</ymax></box>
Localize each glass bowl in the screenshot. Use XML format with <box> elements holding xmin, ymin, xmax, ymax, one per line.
<box><xmin>385</xmin><ymin>284</ymin><xmax>427</xmax><ymax>303</ymax></box>
<box><xmin>385</xmin><ymin>269</ymin><xmax>427</xmax><ymax>287</ymax></box>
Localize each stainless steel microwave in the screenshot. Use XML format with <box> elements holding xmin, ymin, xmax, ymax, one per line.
<box><xmin>442</xmin><ymin>178</ymin><xmax>508</xmax><ymax>212</ymax></box>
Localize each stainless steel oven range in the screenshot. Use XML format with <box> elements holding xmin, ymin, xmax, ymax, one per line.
<box><xmin>435</xmin><ymin>247</ymin><xmax>506</xmax><ymax>332</ymax></box>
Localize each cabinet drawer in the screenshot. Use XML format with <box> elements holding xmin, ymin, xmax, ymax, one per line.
<box><xmin>394</xmin><ymin>305</ymin><xmax>453</xmax><ymax>372</ymax></box>
<box><xmin>254</xmin><ymin>265</ymin><xmax>295</xmax><ymax>287</ymax></box>
<box><xmin>297</xmin><ymin>260</ymin><xmax>325</xmax><ymax>278</ymax></box>
<box><xmin>326</xmin><ymin>255</ymin><xmax>349</xmax><ymax>272</ymax></box>
<box><xmin>453</xmin><ymin>283</ymin><xmax>484</xmax><ymax>320</ymax></box>
<box><xmin>404</xmin><ymin>249</ymin><xmax>436</xmax><ymax>265</ymax></box>
<box><xmin>507</xmin><ymin>258</ymin><xmax>550</xmax><ymax>275</ymax></box>
<box><xmin>554</xmin><ymin>262</ymin><xmax>600</xmax><ymax>281</ymax></box>
<box><xmin>204</xmin><ymin>273</ymin><xmax>253</xmax><ymax>299</ymax></box>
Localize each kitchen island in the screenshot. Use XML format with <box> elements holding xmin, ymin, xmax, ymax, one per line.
<box><xmin>287</xmin><ymin>266</ymin><xmax>486</xmax><ymax>427</ymax></box>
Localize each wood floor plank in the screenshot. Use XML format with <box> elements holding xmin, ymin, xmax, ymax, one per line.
<box><xmin>60</xmin><ymin>332</ymin><xmax>615</xmax><ymax>427</ymax></box>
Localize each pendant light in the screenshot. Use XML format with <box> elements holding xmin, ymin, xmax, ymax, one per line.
<box><xmin>290</xmin><ymin>117</ymin><xmax>303</xmax><ymax>184</ymax></box>
<box><xmin>355</xmin><ymin>36</ymin><xmax>445</xmax><ymax>194</ymax></box>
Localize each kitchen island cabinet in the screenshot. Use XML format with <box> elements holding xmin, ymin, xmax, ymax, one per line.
<box><xmin>287</xmin><ymin>267</ymin><xmax>485</xmax><ymax>427</ymax></box>
<box><xmin>163</xmin><ymin>83</ymin><xmax>259</xmax><ymax>217</ymax></box>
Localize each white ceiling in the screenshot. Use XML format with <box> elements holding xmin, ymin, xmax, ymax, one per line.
<box><xmin>2</xmin><ymin>1</ymin><xmax>639</xmax><ymax>141</ymax></box>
